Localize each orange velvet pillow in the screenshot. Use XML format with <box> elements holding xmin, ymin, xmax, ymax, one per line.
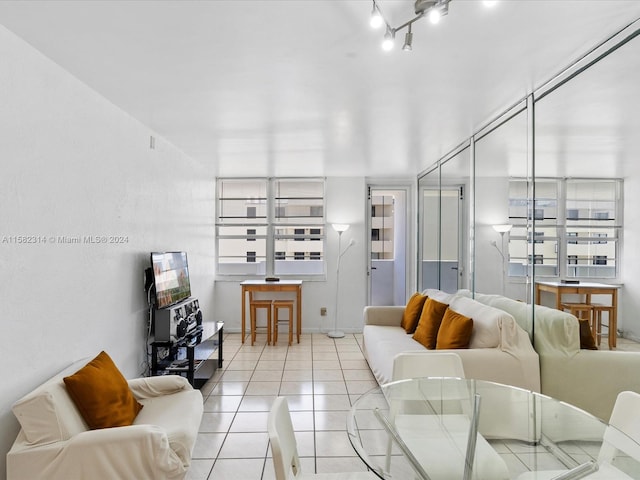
<box><xmin>401</xmin><ymin>292</ymin><xmax>428</xmax><ymax>333</ymax></box>
<box><xmin>413</xmin><ymin>298</ymin><xmax>449</xmax><ymax>349</ymax></box>
<box><xmin>63</xmin><ymin>351</ymin><xmax>143</xmax><ymax>430</ymax></box>
<box><xmin>436</xmin><ymin>308</ymin><xmax>473</xmax><ymax>349</ymax></box>
<box><xmin>579</xmin><ymin>320</ymin><xmax>598</xmax><ymax>350</ymax></box>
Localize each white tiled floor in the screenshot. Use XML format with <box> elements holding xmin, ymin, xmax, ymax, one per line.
<box><xmin>187</xmin><ymin>332</ymin><xmax>377</xmax><ymax>480</ymax></box>
<box><xmin>186</xmin><ymin>331</ymin><xmax>640</xmax><ymax>480</ymax></box>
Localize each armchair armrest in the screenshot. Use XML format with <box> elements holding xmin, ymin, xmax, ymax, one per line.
<box><xmin>363</xmin><ymin>305</ymin><xmax>405</xmax><ymax>326</ymax></box>
<box><xmin>8</xmin><ymin>425</ymin><xmax>186</xmax><ymax>480</ymax></box>
<box><xmin>128</xmin><ymin>375</ymin><xmax>193</xmax><ymax>400</ymax></box>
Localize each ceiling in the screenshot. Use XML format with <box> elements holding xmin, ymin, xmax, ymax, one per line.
<box><xmin>1</xmin><ymin>0</ymin><xmax>640</xmax><ymax>177</ymax></box>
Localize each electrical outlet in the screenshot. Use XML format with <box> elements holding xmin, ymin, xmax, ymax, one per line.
<box><xmin>320</xmin><ymin>307</ymin><xmax>327</xmax><ymax>316</ymax></box>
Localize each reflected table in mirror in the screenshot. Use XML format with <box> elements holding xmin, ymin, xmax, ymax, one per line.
<box><xmin>347</xmin><ymin>378</ymin><xmax>640</xmax><ymax>480</ymax></box>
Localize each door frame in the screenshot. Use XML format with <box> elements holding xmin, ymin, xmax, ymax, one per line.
<box><xmin>366</xmin><ymin>182</ymin><xmax>414</xmax><ymax>306</ymax></box>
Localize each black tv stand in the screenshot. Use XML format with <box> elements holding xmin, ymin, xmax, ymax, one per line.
<box><xmin>150</xmin><ymin>321</ymin><xmax>223</xmax><ymax>388</ymax></box>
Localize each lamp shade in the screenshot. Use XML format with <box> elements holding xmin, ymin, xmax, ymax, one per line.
<box><xmin>332</xmin><ymin>223</ymin><xmax>350</xmax><ymax>233</ymax></box>
<box><xmin>492</xmin><ymin>224</ymin><xmax>513</xmax><ymax>233</ymax></box>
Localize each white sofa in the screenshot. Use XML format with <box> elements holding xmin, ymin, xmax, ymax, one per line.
<box><xmin>473</xmin><ymin>292</ymin><xmax>640</xmax><ymax>421</ymax></box>
<box><xmin>7</xmin><ymin>357</ymin><xmax>204</xmax><ymax>480</ymax></box>
<box><xmin>363</xmin><ymin>289</ymin><xmax>541</xmax><ymax>393</ymax></box>
<box><xmin>364</xmin><ymin>289</ymin><xmax>640</xmax><ymax>422</ymax></box>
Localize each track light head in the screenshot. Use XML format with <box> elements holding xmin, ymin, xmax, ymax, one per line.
<box><xmin>382</xmin><ymin>27</ymin><xmax>395</xmax><ymax>51</ymax></box>
<box><xmin>402</xmin><ymin>25</ymin><xmax>413</xmax><ymax>51</ymax></box>
<box><xmin>370</xmin><ymin>2</ymin><xmax>384</xmax><ymax>29</ymax></box>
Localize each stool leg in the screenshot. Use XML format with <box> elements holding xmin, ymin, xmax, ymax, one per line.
<box><xmin>274</xmin><ymin>306</ymin><xmax>279</xmax><ymax>345</ymax></box>
<box><xmin>288</xmin><ymin>305</ymin><xmax>293</xmax><ymax>346</ymax></box>
<box><xmin>267</xmin><ymin>305</ymin><xmax>272</xmax><ymax>346</ymax></box>
<box><xmin>250</xmin><ymin>305</ymin><xmax>256</xmax><ymax>346</ymax></box>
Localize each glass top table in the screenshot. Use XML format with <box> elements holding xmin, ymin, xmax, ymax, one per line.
<box><xmin>347</xmin><ymin>378</ymin><xmax>640</xmax><ymax>480</ymax></box>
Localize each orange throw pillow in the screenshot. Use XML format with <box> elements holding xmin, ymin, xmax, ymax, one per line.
<box><xmin>401</xmin><ymin>293</ymin><xmax>428</xmax><ymax>333</ymax></box>
<box><xmin>63</xmin><ymin>351</ymin><xmax>143</xmax><ymax>430</ymax></box>
<box><xmin>436</xmin><ymin>308</ymin><xmax>473</xmax><ymax>349</ymax></box>
<box><xmin>413</xmin><ymin>298</ymin><xmax>449</xmax><ymax>349</ymax></box>
<box><xmin>579</xmin><ymin>320</ymin><xmax>598</xmax><ymax>350</ymax></box>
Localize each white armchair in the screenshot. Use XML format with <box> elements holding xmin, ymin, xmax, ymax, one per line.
<box><xmin>7</xmin><ymin>357</ymin><xmax>203</xmax><ymax>480</ymax></box>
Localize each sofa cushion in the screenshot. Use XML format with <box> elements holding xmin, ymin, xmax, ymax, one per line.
<box><xmin>401</xmin><ymin>292</ymin><xmax>428</xmax><ymax>333</ymax></box>
<box><xmin>135</xmin><ymin>389</ymin><xmax>203</xmax><ymax>465</ymax></box>
<box><xmin>449</xmin><ymin>296</ymin><xmax>509</xmax><ymax>349</ymax></box>
<box><xmin>436</xmin><ymin>308</ymin><xmax>473</xmax><ymax>349</ymax></box>
<box><xmin>12</xmin><ymin>358</ymin><xmax>91</xmax><ymax>445</ymax></box>
<box><xmin>422</xmin><ymin>288</ymin><xmax>453</xmax><ymax>304</ymax></box>
<box><xmin>413</xmin><ymin>298</ymin><xmax>448</xmax><ymax>349</ymax></box>
<box><xmin>63</xmin><ymin>351</ymin><xmax>143</xmax><ymax>430</ymax></box>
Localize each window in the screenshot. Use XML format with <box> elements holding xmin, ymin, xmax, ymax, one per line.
<box><xmin>217</xmin><ymin>178</ymin><xmax>325</xmax><ymax>276</ymax></box>
<box><xmin>593</xmin><ymin>255</ymin><xmax>607</xmax><ymax>266</ymax></box>
<box><xmin>509</xmin><ymin>178</ymin><xmax>621</xmax><ymax>280</ymax></box>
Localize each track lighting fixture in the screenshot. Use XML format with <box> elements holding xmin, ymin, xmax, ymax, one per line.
<box><xmin>370</xmin><ymin>0</ymin><xmax>457</xmax><ymax>52</ymax></box>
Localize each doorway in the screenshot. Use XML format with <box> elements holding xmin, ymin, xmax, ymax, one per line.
<box><xmin>367</xmin><ymin>186</ymin><xmax>410</xmax><ymax>306</ymax></box>
<box><xmin>420</xmin><ymin>186</ymin><xmax>464</xmax><ymax>293</ymax></box>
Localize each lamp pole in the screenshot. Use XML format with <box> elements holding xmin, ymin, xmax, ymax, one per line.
<box><xmin>328</xmin><ymin>224</ymin><xmax>352</xmax><ymax>338</ymax></box>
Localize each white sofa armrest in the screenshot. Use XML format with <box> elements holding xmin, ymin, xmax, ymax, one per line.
<box><xmin>128</xmin><ymin>375</ymin><xmax>193</xmax><ymax>400</ymax></box>
<box><xmin>541</xmin><ymin>350</ymin><xmax>640</xmax><ymax>421</ymax></box>
<box><xmin>363</xmin><ymin>305</ymin><xmax>405</xmax><ymax>326</ymax></box>
<box><xmin>8</xmin><ymin>425</ymin><xmax>186</xmax><ymax>480</ymax></box>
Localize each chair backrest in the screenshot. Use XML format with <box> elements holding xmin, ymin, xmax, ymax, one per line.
<box><xmin>392</xmin><ymin>352</ymin><xmax>465</xmax><ymax>381</ymax></box>
<box><xmin>268</xmin><ymin>397</ymin><xmax>301</xmax><ymax>480</ymax></box>
<box><xmin>598</xmin><ymin>390</ymin><xmax>640</xmax><ymax>464</ymax></box>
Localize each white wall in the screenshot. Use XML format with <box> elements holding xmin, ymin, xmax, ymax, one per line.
<box><xmin>0</xmin><ymin>26</ymin><xmax>215</xmax><ymax>478</ymax></box>
<box><xmin>213</xmin><ymin>177</ymin><xmax>368</xmax><ymax>335</ymax></box>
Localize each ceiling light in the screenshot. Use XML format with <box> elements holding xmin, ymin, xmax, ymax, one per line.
<box><xmin>382</xmin><ymin>28</ymin><xmax>395</xmax><ymax>51</ymax></box>
<box><xmin>483</xmin><ymin>0</ymin><xmax>498</xmax><ymax>7</ymax></box>
<box><xmin>370</xmin><ymin>2</ymin><xmax>384</xmax><ymax>29</ymax></box>
<box><xmin>371</xmin><ymin>0</ymin><xmax>454</xmax><ymax>52</ymax></box>
<box><xmin>402</xmin><ymin>24</ymin><xmax>413</xmax><ymax>51</ymax></box>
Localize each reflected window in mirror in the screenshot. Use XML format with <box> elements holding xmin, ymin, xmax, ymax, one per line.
<box><xmin>507</xmin><ymin>178</ymin><xmax>622</xmax><ymax>280</ymax></box>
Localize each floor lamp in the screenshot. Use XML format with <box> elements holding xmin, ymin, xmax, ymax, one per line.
<box><xmin>491</xmin><ymin>224</ymin><xmax>512</xmax><ymax>295</ymax></box>
<box><xmin>328</xmin><ymin>223</ymin><xmax>354</xmax><ymax>338</ymax></box>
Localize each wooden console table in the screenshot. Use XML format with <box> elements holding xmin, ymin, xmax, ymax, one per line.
<box><xmin>535</xmin><ymin>281</ymin><xmax>621</xmax><ymax>349</ymax></box>
<box><xmin>240</xmin><ymin>280</ymin><xmax>302</xmax><ymax>344</ymax></box>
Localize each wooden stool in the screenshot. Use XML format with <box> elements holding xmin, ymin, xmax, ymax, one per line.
<box><xmin>250</xmin><ymin>300</ymin><xmax>273</xmax><ymax>346</ymax></box>
<box><xmin>561</xmin><ymin>302</ymin><xmax>595</xmax><ymax>342</ymax></box>
<box><xmin>272</xmin><ymin>300</ymin><xmax>294</xmax><ymax>346</ymax></box>
<box><xmin>592</xmin><ymin>303</ymin><xmax>616</xmax><ymax>349</ymax></box>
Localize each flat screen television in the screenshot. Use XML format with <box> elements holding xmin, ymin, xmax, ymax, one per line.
<box><xmin>150</xmin><ymin>251</ymin><xmax>192</xmax><ymax>309</ymax></box>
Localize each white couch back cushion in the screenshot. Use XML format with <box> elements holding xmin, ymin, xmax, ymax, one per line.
<box><xmin>449</xmin><ymin>296</ymin><xmax>514</xmax><ymax>349</ymax></box>
<box><xmin>12</xmin><ymin>358</ymin><xmax>90</xmax><ymax>445</ymax></box>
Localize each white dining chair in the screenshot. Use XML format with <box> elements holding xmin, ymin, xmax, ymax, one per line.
<box><xmin>267</xmin><ymin>397</ymin><xmax>377</xmax><ymax>480</ymax></box>
<box><xmin>391</xmin><ymin>351</ymin><xmax>466</xmax><ymax>381</ymax></box>
<box><xmin>517</xmin><ymin>391</ymin><xmax>640</xmax><ymax>479</ymax></box>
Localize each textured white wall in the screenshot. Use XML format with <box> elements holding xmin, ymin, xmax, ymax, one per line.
<box><xmin>0</xmin><ymin>25</ymin><xmax>215</xmax><ymax>478</ymax></box>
